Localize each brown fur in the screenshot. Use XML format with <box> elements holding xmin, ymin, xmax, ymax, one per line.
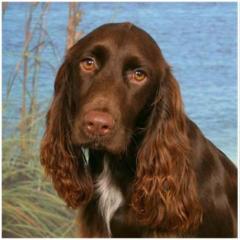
<box><xmin>40</xmin><ymin>22</ymin><xmax>237</xmax><ymax>237</ymax></box>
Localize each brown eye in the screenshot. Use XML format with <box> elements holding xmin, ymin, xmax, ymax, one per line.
<box><xmin>133</xmin><ymin>69</ymin><xmax>147</xmax><ymax>82</ymax></box>
<box><xmin>80</xmin><ymin>57</ymin><xmax>97</xmax><ymax>72</ymax></box>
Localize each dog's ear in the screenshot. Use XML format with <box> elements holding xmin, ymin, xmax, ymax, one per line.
<box><xmin>40</xmin><ymin>55</ymin><xmax>93</xmax><ymax>208</ymax></box>
<box><xmin>131</xmin><ymin>65</ymin><xmax>202</xmax><ymax>234</ymax></box>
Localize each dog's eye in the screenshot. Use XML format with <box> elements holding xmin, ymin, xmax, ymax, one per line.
<box><xmin>134</xmin><ymin>70</ymin><xmax>147</xmax><ymax>82</ymax></box>
<box><xmin>80</xmin><ymin>57</ymin><xmax>97</xmax><ymax>72</ymax></box>
<box><xmin>127</xmin><ymin>69</ymin><xmax>147</xmax><ymax>83</ymax></box>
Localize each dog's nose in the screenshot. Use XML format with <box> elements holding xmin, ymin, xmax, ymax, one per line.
<box><xmin>83</xmin><ymin>111</ymin><xmax>114</xmax><ymax>137</ymax></box>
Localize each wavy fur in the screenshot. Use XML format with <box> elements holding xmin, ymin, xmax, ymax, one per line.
<box><xmin>40</xmin><ymin>56</ymin><xmax>93</xmax><ymax>208</ymax></box>
<box><xmin>131</xmin><ymin>66</ymin><xmax>203</xmax><ymax>234</ymax></box>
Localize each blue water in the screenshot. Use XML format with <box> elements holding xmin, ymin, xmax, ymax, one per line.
<box><xmin>2</xmin><ymin>3</ymin><xmax>237</xmax><ymax>163</ymax></box>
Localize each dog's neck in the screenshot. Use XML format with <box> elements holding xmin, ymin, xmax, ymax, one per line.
<box><xmin>88</xmin><ymin>150</ymin><xmax>136</xmax><ymax>191</ymax></box>
<box><xmin>95</xmin><ymin>155</ymin><xmax>124</xmax><ymax>235</ymax></box>
<box><xmin>87</xmin><ymin>150</ymin><xmax>137</xmax><ymax>236</ymax></box>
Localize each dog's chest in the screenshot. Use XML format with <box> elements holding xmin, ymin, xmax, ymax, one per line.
<box><xmin>95</xmin><ymin>159</ymin><xmax>124</xmax><ymax>235</ymax></box>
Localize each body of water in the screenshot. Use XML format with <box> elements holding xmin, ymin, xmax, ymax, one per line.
<box><xmin>3</xmin><ymin>2</ymin><xmax>237</xmax><ymax>163</ymax></box>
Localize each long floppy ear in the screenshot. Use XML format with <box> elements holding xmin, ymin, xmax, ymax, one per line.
<box><xmin>40</xmin><ymin>58</ymin><xmax>93</xmax><ymax>208</ymax></box>
<box><xmin>131</xmin><ymin>66</ymin><xmax>202</xmax><ymax>235</ymax></box>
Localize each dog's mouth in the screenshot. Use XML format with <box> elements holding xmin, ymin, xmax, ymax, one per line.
<box><xmin>82</xmin><ymin>140</ymin><xmax>106</xmax><ymax>150</ymax></box>
<box><xmin>72</xmin><ymin>126</ymin><xmax>129</xmax><ymax>154</ymax></box>
<box><xmin>80</xmin><ymin>137</ymin><xmax>126</xmax><ymax>155</ymax></box>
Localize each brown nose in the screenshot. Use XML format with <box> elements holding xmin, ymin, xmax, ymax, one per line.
<box><xmin>83</xmin><ymin>111</ymin><xmax>114</xmax><ymax>137</ymax></box>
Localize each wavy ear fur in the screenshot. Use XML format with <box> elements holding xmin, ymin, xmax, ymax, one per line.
<box><xmin>40</xmin><ymin>58</ymin><xmax>93</xmax><ymax>208</ymax></box>
<box><xmin>131</xmin><ymin>66</ymin><xmax>202</xmax><ymax>235</ymax></box>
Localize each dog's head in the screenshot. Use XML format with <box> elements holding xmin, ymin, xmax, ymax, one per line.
<box><xmin>63</xmin><ymin>23</ymin><xmax>166</xmax><ymax>154</ymax></box>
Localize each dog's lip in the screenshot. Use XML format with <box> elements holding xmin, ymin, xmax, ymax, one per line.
<box><xmin>72</xmin><ymin>128</ymin><xmax>126</xmax><ymax>153</ymax></box>
<box><xmin>88</xmin><ymin>141</ymin><xmax>103</xmax><ymax>149</ymax></box>
<box><xmin>81</xmin><ymin>139</ymin><xmax>108</xmax><ymax>150</ymax></box>
<box><xmin>81</xmin><ymin>139</ymin><xmax>123</xmax><ymax>154</ymax></box>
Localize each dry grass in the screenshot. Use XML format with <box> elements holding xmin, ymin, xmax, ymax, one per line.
<box><xmin>2</xmin><ymin>113</ymin><xmax>76</xmax><ymax>237</ymax></box>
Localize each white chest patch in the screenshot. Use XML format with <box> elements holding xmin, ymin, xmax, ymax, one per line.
<box><xmin>95</xmin><ymin>158</ymin><xmax>124</xmax><ymax>236</ymax></box>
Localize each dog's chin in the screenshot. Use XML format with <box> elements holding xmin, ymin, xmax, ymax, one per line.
<box><xmin>80</xmin><ymin>139</ymin><xmax>126</xmax><ymax>155</ymax></box>
<box><xmin>72</xmin><ymin>129</ymin><xmax>130</xmax><ymax>154</ymax></box>
<box><xmin>83</xmin><ymin>141</ymin><xmax>105</xmax><ymax>151</ymax></box>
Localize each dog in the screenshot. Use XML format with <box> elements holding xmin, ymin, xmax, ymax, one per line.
<box><xmin>40</xmin><ymin>22</ymin><xmax>237</xmax><ymax>237</ymax></box>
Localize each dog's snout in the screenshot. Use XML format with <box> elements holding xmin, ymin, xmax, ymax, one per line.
<box><xmin>83</xmin><ymin>111</ymin><xmax>114</xmax><ymax>137</ymax></box>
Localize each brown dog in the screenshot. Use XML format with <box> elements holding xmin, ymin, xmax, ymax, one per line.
<box><xmin>41</xmin><ymin>23</ymin><xmax>237</xmax><ymax>237</ymax></box>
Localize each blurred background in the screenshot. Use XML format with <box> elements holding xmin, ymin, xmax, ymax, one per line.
<box><xmin>2</xmin><ymin>2</ymin><xmax>237</xmax><ymax>237</ymax></box>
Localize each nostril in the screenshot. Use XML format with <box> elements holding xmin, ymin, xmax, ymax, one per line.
<box><xmin>87</xmin><ymin>121</ymin><xmax>94</xmax><ymax>127</ymax></box>
<box><xmin>99</xmin><ymin>124</ymin><xmax>111</xmax><ymax>136</ymax></box>
<box><xmin>102</xmin><ymin>125</ymin><xmax>110</xmax><ymax>130</ymax></box>
<box><xmin>86</xmin><ymin>121</ymin><xmax>94</xmax><ymax>130</ymax></box>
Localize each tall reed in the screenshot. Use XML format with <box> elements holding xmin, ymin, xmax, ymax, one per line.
<box><xmin>3</xmin><ymin>3</ymin><xmax>83</xmax><ymax>237</ymax></box>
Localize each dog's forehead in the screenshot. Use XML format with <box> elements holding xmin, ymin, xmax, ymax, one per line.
<box><xmin>78</xmin><ymin>23</ymin><xmax>162</xmax><ymax>61</ymax></box>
